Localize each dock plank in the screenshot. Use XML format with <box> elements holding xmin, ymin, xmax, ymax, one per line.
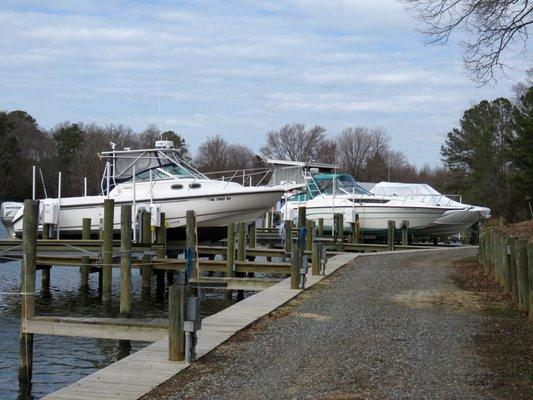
<box><xmin>43</xmin><ymin>252</ymin><xmax>358</xmax><ymax>400</ymax></box>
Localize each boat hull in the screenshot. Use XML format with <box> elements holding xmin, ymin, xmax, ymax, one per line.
<box><xmin>11</xmin><ymin>188</ymin><xmax>284</xmax><ymax>239</ymax></box>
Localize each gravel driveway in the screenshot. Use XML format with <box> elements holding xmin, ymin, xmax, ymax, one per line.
<box><xmin>144</xmin><ymin>247</ymin><xmax>500</xmax><ymax>400</ymax></box>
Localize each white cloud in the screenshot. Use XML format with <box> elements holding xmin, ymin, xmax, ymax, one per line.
<box><xmin>0</xmin><ymin>0</ymin><xmax>529</xmax><ymax>167</ymax></box>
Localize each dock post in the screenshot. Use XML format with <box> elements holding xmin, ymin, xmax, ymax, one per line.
<box><xmin>311</xmin><ymin>237</ymin><xmax>320</xmax><ymax>276</ymax></box>
<box><xmin>120</xmin><ymin>205</ymin><xmax>132</xmax><ymax>317</ymax></box>
<box><xmin>80</xmin><ymin>218</ymin><xmax>91</xmax><ymax>291</ymax></box>
<box><xmin>401</xmin><ymin>220</ymin><xmax>409</xmax><ymax>246</ymax></box>
<box><xmin>305</xmin><ymin>220</ymin><xmax>313</xmax><ymax>252</ymax></box>
<box><xmin>297</xmin><ymin>206</ymin><xmax>306</xmax><ymax>229</ymax></box>
<box><xmin>264</xmin><ymin>212</ymin><xmax>272</xmax><ymax>228</ymax></box>
<box><xmin>102</xmin><ymin>199</ymin><xmax>114</xmax><ymax>305</ymax></box>
<box><xmin>155</xmin><ymin>213</ymin><xmax>167</xmax><ymax>299</ymax></box>
<box><xmin>508</xmin><ymin>236</ymin><xmax>518</xmax><ymax>302</ymax></box>
<box><xmin>119</xmin><ymin>205</ymin><xmax>133</xmax><ymax>356</ymax></box>
<box><xmin>333</xmin><ymin>213</ymin><xmax>344</xmax><ymax>251</ymax></box>
<box><xmin>247</xmin><ymin>222</ymin><xmax>256</xmax><ymax>262</ymax></box>
<box><xmin>318</xmin><ymin>218</ymin><xmax>324</xmax><ymax>237</ymax></box>
<box><xmin>226</xmin><ymin>223</ymin><xmax>236</xmax><ymax>278</ymax></box>
<box><xmin>186</xmin><ymin>210</ymin><xmax>199</xmax><ymax>283</ymax></box>
<box><xmin>387</xmin><ymin>220</ymin><xmax>395</xmax><ymax>251</ymax></box>
<box><xmin>515</xmin><ymin>238</ymin><xmax>528</xmax><ymax>312</ymax></box>
<box><xmin>19</xmin><ymin>199</ymin><xmax>38</xmax><ymax>388</ymax></box>
<box><xmin>527</xmin><ymin>239</ymin><xmax>533</xmax><ymax>322</ymax></box>
<box><xmin>283</xmin><ymin>220</ymin><xmax>292</xmax><ymax>257</ymax></box>
<box><xmin>141</xmin><ymin>211</ymin><xmax>152</xmax><ymax>298</ymax></box>
<box><xmin>494</xmin><ymin>230</ymin><xmax>503</xmax><ymax>285</ymax></box>
<box><xmin>42</xmin><ymin>223</ymin><xmax>50</xmax><ymax>239</ymax></box>
<box><xmin>41</xmin><ymin>266</ymin><xmax>51</xmax><ymax>291</ymax></box>
<box><xmin>290</xmin><ymin>239</ymin><xmax>300</xmax><ymax>289</ymax></box>
<box><xmin>247</xmin><ymin>222</ymin><xmax>256</xmax><ymax>249</ymax></box>
<box><xmin>501</xmin><ymin>233</ymin><xmax>511</xmax><ymax>292</ymax></box>
<box><xmin>237</xmin><ymin>222</ymin><xmax>246</xmax><ymax>262</ymax></box>
<box><xmin>168</xmin><ymin>283</ymin><xmax>185</xmax><ymax>361</ymax></box>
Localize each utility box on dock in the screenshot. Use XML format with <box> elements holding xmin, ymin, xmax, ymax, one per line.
<box><xmin>40</xmin><ymin>200</ymin><xmax>59</xmax><ymax>225</ymax></box>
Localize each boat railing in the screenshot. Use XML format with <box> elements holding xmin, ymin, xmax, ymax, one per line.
<box><xmin>396</xmin><ymin>193</ymin><xmax>463</xmax><ymax>206</ymax></box>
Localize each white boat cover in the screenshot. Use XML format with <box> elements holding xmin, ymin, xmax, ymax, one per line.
<box><xmin>370</xmin><ymin>182</ymin><xmax>491</xmax><ymax>234</ymax></box>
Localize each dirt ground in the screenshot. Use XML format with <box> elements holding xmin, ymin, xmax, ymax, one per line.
<box><xmin>486</xmin><ymin>219</ymin><xmax>533</xmax><ymax>238</ymax></box>
<box><xmin>452</xmin><ymin>256</ymin><xmax>532</xmax><ymax>399</ymax></box>
<box><xmin>143</xmin><ymin>249</ymin><xmax>532</xmax><ymax>400</ymax></box>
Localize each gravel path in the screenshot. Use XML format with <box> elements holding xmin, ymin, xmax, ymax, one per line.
<box><xmin>145</xmin><ymin>248</ymin><xmax>499</xmax><ymax>400</ymax></box>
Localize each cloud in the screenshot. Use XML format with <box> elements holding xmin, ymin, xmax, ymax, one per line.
<box><xmin>0</xmin><ymin>0</ymin><xmax>529</xmax><ymax>168</ymax></box>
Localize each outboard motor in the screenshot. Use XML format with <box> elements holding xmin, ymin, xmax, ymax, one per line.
<box><xmin>0</xmin><ymin>202</ymin><xmax>23</xmax><ymax>237</ymax></box>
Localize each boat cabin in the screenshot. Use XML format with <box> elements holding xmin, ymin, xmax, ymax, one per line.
<box><xmin>287</xmin><ymin>173</ymin><xmax>372</xmax><ymax>202</ymax></box>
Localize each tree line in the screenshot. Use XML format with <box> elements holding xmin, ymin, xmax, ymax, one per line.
<box><xmin>1</xmin><ymin>75</ymin><xmax>531</xmax><ymax>223</ymax></box>
<box><xmin>0</xmin><ymin>112</ymin><xmax>448</xmax><ymax>201</ymax></box>
<box><xmin>441</xmin><ymin>74</ymin><xmax>532</xmax><ymax>222</ymax></box>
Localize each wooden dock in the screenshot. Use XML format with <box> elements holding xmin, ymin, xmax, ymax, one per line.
<box><xmin>43</xmin><ymin>247</ymin><xmax>472</xmax><ymax>400</ymax></box>
<box><xmin>43</xmin><ymin>252</ymin><xmax>358</xmax><ymax>400</ymax></box>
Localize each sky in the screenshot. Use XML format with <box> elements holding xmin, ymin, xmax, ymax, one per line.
<box><xmin>0</xmin><ymin>0</ymin><xmax>531</xmax><ymax>167</ymax></box>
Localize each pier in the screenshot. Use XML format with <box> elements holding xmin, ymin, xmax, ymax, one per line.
<box><xmin>5</xmin><ymin>200</ymin><xmax>492</xmax><ymax>399</ymax></box>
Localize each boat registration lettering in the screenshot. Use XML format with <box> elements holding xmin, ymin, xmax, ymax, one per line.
<box><xmin>208</xmin><ymin>196</ymin><xmax>231</xmax><ymax>202</ymax></box>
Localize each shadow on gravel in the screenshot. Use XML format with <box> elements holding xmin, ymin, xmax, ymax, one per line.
<box><xmin>452</xmin><ymin>256</ymin><xmax>533</xmax><ymax>399</ymax></box>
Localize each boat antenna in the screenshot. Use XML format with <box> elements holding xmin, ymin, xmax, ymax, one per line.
<box><xmin>157</xmin><ymin>69</ymin><xmax>162</xmax><ymax>140</ymax></box>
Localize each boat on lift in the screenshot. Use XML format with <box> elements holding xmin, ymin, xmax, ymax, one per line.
<box><xmin>370</xmin><ymin>182</ymin><xmax>490</xmax><ymax>237</ymax></box>
<box><xmin>6</xmin><ymin>141</ymin><xmax>288</xmax><ymax>240</ymax></box>
<box><xmin>280</xmin><ymin>172</ymin><xmax>462</xmax><ymax>236</ymax></box>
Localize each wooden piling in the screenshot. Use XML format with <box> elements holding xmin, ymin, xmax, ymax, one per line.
<box><xmin>155</xmin><ymin>213</ymin><xmax>167</xmax><ymax>298</ymax></box>
<box><xmin>387</xmin><ymin>220</ymin><xmax>395</xmax><ymax>251</ymax></box>
<box><xmin>501</xmin><ymin>233</ymin><xmax>511</xmax><ymax>293</ymax></box>
<box><xmin>168</xmin><ymin>283</ymin><xmax>185</xmax><ymax>361</ymax></box>
<box><xmin>247</xmin><ymin>222</ymin><xmax>256</xmax><ymax>249</ymax></box>
<box><xmin>297</xmin><ymin>206</ymin><xmax>306</xmax><ymax>229</ymax></box>
<box><xmin>515</xmin><ymin>238</ymin><xmax>528</xmax><ymax>312</ymax></box>
<box><xmin>264</xmin><ymin>212</ymin><xmax>272</xmax><ymax>228</ymax></box>
<box><xmin>283</xmin><ymin>220</ymin><xmax>292</xmax><ymax>255</ymax></box>
<box><xmin>290</xmin><ymin>240</ymin><xmax>299</xmax><ymax>289</ymax></box>
<box><xmin>80</xmin><ymin>218</ymin><xmax>91</xmax><ymax>291</ymax></box>
<box><xmin>226</xmin><ymin>223</ymin><xmax>235</xmax><ymax>278</ymax></box>
<box><xmin>19</xmin><ymin>199</ymin><xmax>38</xmax><ymax>386</ymax></box>
<box><xmin>41</xmin><ymin>266</ymin><xmax>50</xmax><ymax>290</ymax></box>
<box><xmin>237</xmin><ymin>222</ymin><xmax>246</xmax><ymax>262</ymax></box>
<box><xmin>120</xmin><ymin>205</ymin><xmax>132</xmax><ymax>317</ymax></box>
<box><xmin>186</xmin><ymin>210</ymin><xmax>199</xmax><ymax>286</ymax></box>
<box><xmin>334</xmin><ymin>213</ymin><xmax>344</xmax><ymax>251</ymax></box>
<box><xmin>42</xmin><ymin>223</ymin><xmax>50</xmax><ymax>239</ymax></box>
<box><xmin>527</xmin><ymin>239</ymin><xmax>533</xmax><ymax>322</ymax></box>
<box><xmin>401</xmin><ymin>220</ymin><xmax>409</xmax><ymax>246</ymax></box>
<box><xmin>305</xmin><ymin>220</ymin><xmax>313</xmax><ymax>252</ymax></box>
<box><xmin>508</xmin><ymin>236</ymin><xmax>518</xmax><ymax>302</ymax></box>
<box><xmin>311</xmin><ymin>240</ymin><xmax>319</xmax><ymax>276</ymax></box>
<box><xmin>141</xmin><ymin>211</ymin><xmax>152</xmax><ymax>297</ymax></box>
<box><xmin>318</xmin><ymin>218</ymin><xmax>324</xmax><ymax>237</ymax></box>
<box><xmin>102</xmin><ymin>199</ymin><xmax>114</xmax><ymax>305</ymax></box>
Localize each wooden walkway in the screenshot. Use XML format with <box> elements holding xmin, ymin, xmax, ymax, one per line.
<box><xmin>43</xmin><ymin>247</ymin><xmax>472</xmax><ymax>400</ymax></box>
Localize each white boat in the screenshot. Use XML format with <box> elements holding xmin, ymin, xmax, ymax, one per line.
<box><xmin>370</xmin><ymin>182</ymin><xmax>490</xmax><ymax>236</ymax></box>
<box><xmin>281</xmin><ymin>173</ymin><xmax>461</xmax><ymax>235</ymax></box>
<box><xmin>6</xmin><ymin>141</ymin><xmax>287</xmax><ymax>240</ymax></box>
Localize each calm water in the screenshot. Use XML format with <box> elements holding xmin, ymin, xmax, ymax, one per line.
<box><xmin>0</xmin><ymin>224</ymin><xmax>240</xmax><ymax>400</ymax></box>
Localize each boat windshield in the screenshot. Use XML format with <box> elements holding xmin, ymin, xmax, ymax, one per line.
<box><xmin>314</xmin><ymin>175</ymin><xmax>371</xmax><ymax>196</ymax></box>
<box><xmin>127</xmin><ymin>163</ymin><xmax>193</xmax><ymax>182</ymax></box>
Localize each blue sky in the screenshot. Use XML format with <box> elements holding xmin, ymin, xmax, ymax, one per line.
<box><xmin>0</xmin><ymin>0</ymin><xmax>530</xmax><ymax>166</ymax></box>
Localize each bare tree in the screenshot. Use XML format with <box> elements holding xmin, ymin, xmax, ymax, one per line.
<box><xmin>260</xmin><ymin>123</ymin><xmax>326</xmax><ymax>162</ymax></box>
<box><xmin>195</xmin><ymin>135</ymin><xmax>255</xmax><ymax>174</ymax></box>
<box><xmin>403</xmin><ymin>0</ymin><xmax>532</xmax><ymax>84</ymax></box>
<box><xmin>335</xmin><ymin>127</ymin><xmax>389</xmax><ymax>179</ymax></box>
<box><xmin>314</xmin><ymin>138</ymin><xmax>337</xmax><ymax>164</ymax></box>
